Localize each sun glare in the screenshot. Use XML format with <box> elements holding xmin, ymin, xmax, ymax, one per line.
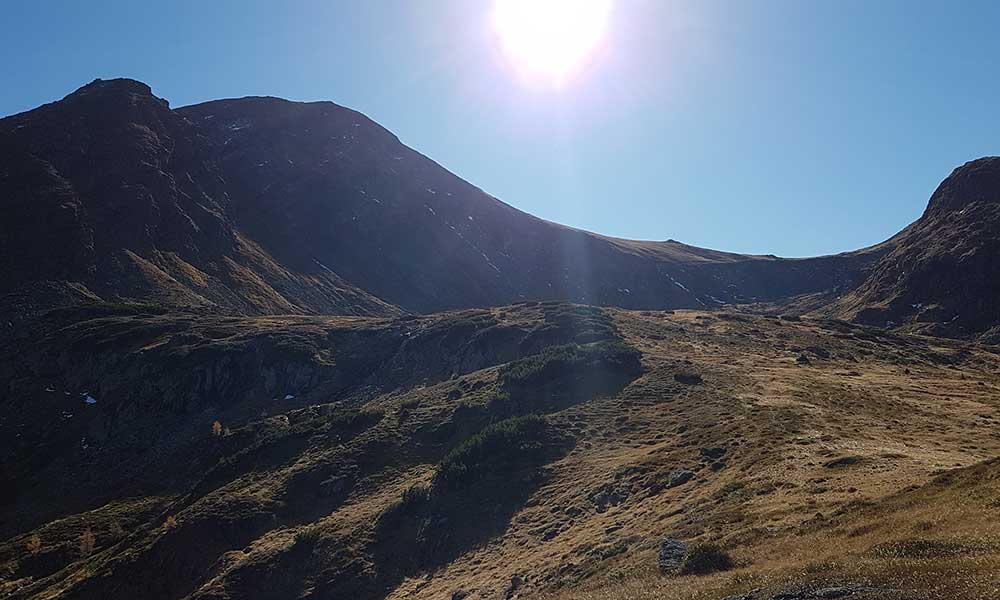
<box><xmin>493</xmin><ymin>0</ymin><xmax>612</xmax><ymax>86</ymax></box>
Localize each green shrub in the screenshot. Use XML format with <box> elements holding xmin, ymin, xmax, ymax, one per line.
<box><xmin>499</xmin><ymin>341</ymin><xmax>641</xmax><ymax>391</ymax></box>
<box><xmin>435</xmin><ymin>415</ymin><xmax>548</xmax><ymax>488</ymax></box>
<box><xmin>399</xmin><ymin>484</ymin><xmax>431</xmax><ymax>510</ymax></box>
<box><xmin>294</xmin><ymin>527</ymin><xmax>321</xmax><ymax>547</ymax></box>
<box><xmin>679</xmin><ymin>543</ymin><xmax>734</xmax><ymax>575</ymax></box>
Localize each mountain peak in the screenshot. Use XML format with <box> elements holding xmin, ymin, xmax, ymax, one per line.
<box><xmin>924</xmin><ymin>156</ymin><xmax>1000</xmax><ymax>216</ymax></box>
<box><xmin>63</xmin><ymin>77</ymin><xmax>160</xmax><ymax>104</ymax></box>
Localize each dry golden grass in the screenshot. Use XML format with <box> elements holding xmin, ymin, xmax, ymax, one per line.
<box><xmin>389</xmin><ymin>310</ymin><xmax>1000</xmax><ymax>599</ymax></box>
<box><xmin>8</xmin><ymin>306</ymin><xmax>1000</xmax><ymax>599</ymax></box>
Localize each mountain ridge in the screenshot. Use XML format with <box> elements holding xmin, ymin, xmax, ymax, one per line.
<box><xmin>3</xmin><ymin>77</ymin><xmax>887</xmax><ymax>317</ymax></box>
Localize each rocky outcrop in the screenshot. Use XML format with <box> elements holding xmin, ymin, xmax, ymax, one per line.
<box><xmin>826</xmin><ymin>157</ymin><xmax>1000</xmax><ymax>338</ymax></box>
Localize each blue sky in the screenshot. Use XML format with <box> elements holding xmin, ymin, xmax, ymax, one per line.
<box><xmin>3</xmin><ymin>0</ymin><xmax>999</xmax><ymax>256</ymax></box>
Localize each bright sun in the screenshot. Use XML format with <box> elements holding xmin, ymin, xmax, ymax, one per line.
<box><xmin>493</xmin><ymin>0</ymin><xmax>612</xmax><ymax>86</ymax></box>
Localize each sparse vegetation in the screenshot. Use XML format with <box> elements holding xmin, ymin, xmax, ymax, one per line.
<box><xmin>435</xmin><ymin>415</ymin><xmax>548</xmax><ymax>488</ymax></box>
<box><xmin>294</xmin><ymin>527</ymin><xmax>321</xmax><ymax>547</ymax></box>
<box><xmin>867</xmin><ymin>538</ymin><xmax>988</xmax><ymax>559</ymax></box>
<box><xmin>678</xmin><ymin>543</ymin><xmax>734</xmax><ymax>575</ymax></box>
<box><xmin>499</xmin><ymin>340</ymin><xmax>640</xmax><ymax>391</ymax></box>
<box><xmin>212</xmin><ymin>420</ymin><xmax>223</xmax><ymax>436</ymax></box>
<box><xmin>400</xmin><ymin>483</ymin><xmax>431</xmax><ymax>510</ymax></box>
<box><xmin>8</xmin><ymin>304</ymin><xmax>1000</xmax><ymax>600</ymax></box>
<box><xmin>26</xmin><ymin>533</ymin><xmax>42</xmax><ymax>555</ymax></box>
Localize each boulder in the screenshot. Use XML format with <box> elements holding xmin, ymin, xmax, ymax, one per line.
<box><xmin>674</xmin><ymin>372</ymin><xmax>703</xmax><ymax>385</ymax></box>
<box><xmin>657</xmin><ymin>538</ymin><xmax>687</xmax><ymax>574</ymax></box>
<box><xmin>668</xmin><ymin>469</ymin><xmax>694</xmax><ymax>488</ymax></box>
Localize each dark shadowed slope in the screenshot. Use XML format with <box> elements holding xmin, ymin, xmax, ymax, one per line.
<box><xmin>179</xmin><ymin>94</ymin><xmax>888</xmax><ymax>314</ymax></box>
<box><xmin>15</xmin><ymin>77</ymin><xmax>1000</xmax><ymax>334</ymax></box>
<box><xmin>1</xmin><ymin>78</ymin><xmax>894</xmax><ymax>317</ymax></box>
<box><xmin>0</xmin><ymin>79</ymin><xmax>399</xmax><ymax>317</ymax></box>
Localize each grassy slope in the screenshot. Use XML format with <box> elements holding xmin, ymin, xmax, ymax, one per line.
<box><xmin>3</xmin><ymin>307</ymin><xmax>1000</xmax><ymax>599</ymax></box>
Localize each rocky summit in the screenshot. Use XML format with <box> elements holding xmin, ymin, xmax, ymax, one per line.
<box><xmin>3</xmin><ymin>80</ymin><xmax>1000</xmax><ymax>600</ymax></box>
<box><xmin>825</xmin><ymin>157</ymin><xmax>1000</xmax><ymax>340</ymax></box>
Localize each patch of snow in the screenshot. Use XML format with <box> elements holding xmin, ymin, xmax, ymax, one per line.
<box><xmin>284</xmin><ymin>394</ymin><xmax>295</xmax><ymax>400</ymax></box>
<box><xmin>426</xmin><ymin>188</ymin><xmax>437</xmax><ymax>195</ymax></box>
<box><xmin>665</xmin><ymin>273</ymin><xmax>690</xmax><ymax>292</ymax></box>
<box><xmin>425</xmin><ymin>205</ymin><xmax>437</xmax><ymax>215</ymax></box>
<box><xmin>202</xmin><ymin>115</ymin><xmax>215</xmax><ymax>120</ymax></box>
<box><xmin>313</xmin><ymin>258</ymin><xmax>339</xmax><ymax>276</ymax></box>
<box><xmin>84</xmin><ymin>394</ymin><xmax>97</xmax><ymax>405</ymax></box>
<box><xmin>45</xmin><ymin>386</ymin><xmax>55</xmax><ymax>393</ymax></box>
<box><xmin>481</xmin><ymin>252</ymin><xmax>502</xmax><ymax>274</ymax></box>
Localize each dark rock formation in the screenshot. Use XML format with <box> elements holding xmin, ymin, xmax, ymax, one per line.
<box><xmin>828</xmin><ymin>157</ymin><xmax>1000</xmax><ymax>338</ymax></box>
